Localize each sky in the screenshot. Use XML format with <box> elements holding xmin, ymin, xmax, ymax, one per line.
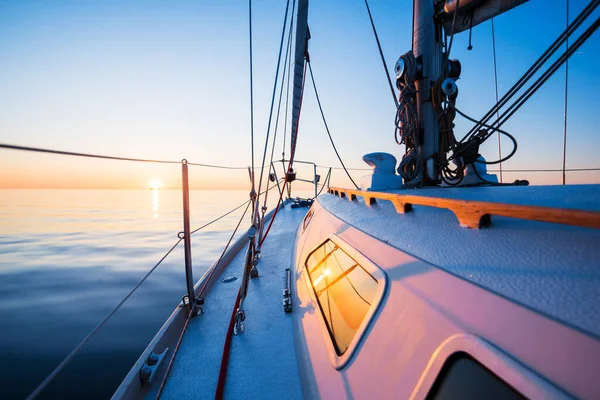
<box><xmin>0</xmin><ymin>0</ymin><xmax>598</xmax><ymax>189</ymax></box>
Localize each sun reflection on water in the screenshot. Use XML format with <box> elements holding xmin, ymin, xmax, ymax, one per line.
<box><xmin>152</xmin><ymin>189</ymin><xmax>160</xmax><ymax>218</ymax></box>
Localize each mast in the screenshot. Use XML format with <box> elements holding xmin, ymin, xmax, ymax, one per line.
<box><xmin>413</xmin><ymin>0</ymin><xmax>443</xmax><ymax>183</ymax></box>
<box><xmin>290</xmin><ymin>0</ymin><xmax>309</xmax><ymax>164</ymax></box>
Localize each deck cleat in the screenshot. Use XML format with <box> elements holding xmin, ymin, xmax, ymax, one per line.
<box><xmin>233</xmin><ymin>308</ymin><xmax>246</xmax><ymax>335</ymax></box>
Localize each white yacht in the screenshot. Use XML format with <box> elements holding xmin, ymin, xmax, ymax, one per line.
<box><xmin>21</xmin><ymin>0</ymin><xmax>600</xmax><ymax>399</ymax></box>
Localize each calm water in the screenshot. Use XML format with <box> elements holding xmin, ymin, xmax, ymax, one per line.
<box><xmin>0</xmin><ymin>189</ymin><xmax>291</xmax><ymax>399</ymax></box>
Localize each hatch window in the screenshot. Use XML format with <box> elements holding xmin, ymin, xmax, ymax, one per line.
<box><xmin>305</xmin><ymin>239</ymin><xmax>378</xmax><ymax>355</ymax></box>
<box><xmin>426</xmin><ymin>352</ymin><xmax>525</xmax><ymax>400</ymax></box>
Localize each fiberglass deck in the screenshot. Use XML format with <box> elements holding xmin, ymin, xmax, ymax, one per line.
<box><xmin>161</xmin><ymin>203</ymin><xmax>307</xmax><ymax>400</ymax></box>
<box><xmin>318</xmin><ymin>184</ymin><xmax>600</xmax><ymax>339</ymax></box>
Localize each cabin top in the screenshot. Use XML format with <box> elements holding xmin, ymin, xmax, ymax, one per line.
<box><xmin>319</xmin><ymin>184</ymin><xmax>600</xmax><ymax>339</ymax></box>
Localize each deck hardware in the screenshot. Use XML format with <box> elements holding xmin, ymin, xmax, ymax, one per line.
<box><xmin>180</xmin><ymin>295</ymin><xmax>204</xmax><ymax>315</ymax></box>
<box><xmin>329</xmin><ymin>186</ymin><xmax>600</xmax><ymax>229</ymax></box>
<box><xmin>234</xmin><ymin>308</ymin><xmax>246</xmax><ymax>335</ymax></box>
<box><xmin>139</xmin><ymin>348</ymin><xmax>168</xmax><ymax>386</ymax></box>
<box><xmin>248</xmin><ymin>226</ymin><xmax>260</xmax><ymax>278</ymax></box>
<box><xmin>181</xmin><ymin>160</ymin><xmax>196</xmax><ymax>315</ymax></box>
<box><xmin>283</xmin><ymin>268</ymin><xmax>292</xmax><ymax>313</ymax></box>
<box><xmin>222</xmin><ymin>276</ymin><xmax>238</xmax><ymax>283</ymax></box>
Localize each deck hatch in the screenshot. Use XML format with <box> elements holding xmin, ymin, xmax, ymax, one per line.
<box><xmin>305</xmin><ymin>239</ymin><xmax>378</xmax><ymax>355</ymax></box>
<box><xmin>426</xmin><ymin>352</ymin><xmax>525</xmax><ymax>400</ymax></box>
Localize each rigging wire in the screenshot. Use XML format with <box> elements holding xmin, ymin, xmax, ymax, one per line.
<box><xmin>462</xmin><ymin>0</ymin><xmax>599</xmax><ymax>141</ymax></box>
<box><xmin>491</xmin><ymin>18</ymin><xmax>503</xmax><ymax>182</ymax></box>
<box><xmin>26</xmin><ymin>238</ymin><xmax>184</xmax><ymax>400</ymax></box>
<box><xmin>259</xmin><ymin>60</ymin><xmax>308</xmax><ymax>247</ymax></box>
<box><xmin>282</xmin><ymin>11</ymin><xmax>294</xmax><ymax>161</ymax></box>
<box><xmin>451</xmin><ymin>11</ymin><xmax>598</xmax><ymax>172</ymax></box>
<box><xmin>562</xmin><ymin>0</ymin><xmax>570</xmax><ymax>185</ymax></box>
<box><xmin>363</xmin><ymin>0</ymin><xmax>398</xmax><ymax>108</ymax></box>
<box><xmin>0</xmin><ymin>143</ymin><xmax>247</xmax><ymax>169</ymax></box>
<box><xmin>307</xmin><ymin>61</ymin><xmax>359</xmax><ymax>189</ymax></box>
<box><xmin>256</xmin><ymin>0</ymin><xmax>293</xmax><ymax>206</ymax></box>
<box><xmin>248</xmin><ymin>0</ymin><xmax>256</xmax><ymax>196</ymax></box>
<box><xmin>482</xmin><ymin>16</ymin><xmax>598</xmax><ymax>135</ymax></box>
<box><xmin>264</xmin><ymin>3</ymin><xmax>297</xmax><ymax>212</ymax></box>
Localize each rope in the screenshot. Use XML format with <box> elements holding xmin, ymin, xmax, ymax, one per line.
<box><xmin>452</xmin><ymin>105</ymin><xmax>518</xmax><ymax>164</ymax></box>
<box><xmin>363</xmin><ymin>0</ymin><xmax>398</xmax><ymax>108</ymax></box>
<box><xmin>491</xmin><ymin>18</ymin><xmax>503</xmax><ymax>183</ymax></box>
<box><xmin>214</xmin><ymin>286</ymin><xmax>242</xmax><ymax>400</ymax></box>
<box><xmin>256</xmin><ymin>0</ymin><xmax>293</xmax><ymax>208</ymax></box>
<box><xmin>26</xmin><ymin>238</ymin><xmax>183</xmax><ymax>400</ymax></box>
<box><xmin>562</xmin><ymin>0</ymin><xmax>570</xmax><ymax>185</ymax></box>
<box><xmin>315</xmin><ymin>168</ymin><xmax>332</xmax><ymax>197</ymax></box>
<box><xmin>444</xmin><ymin>0</ymin><xmax>460</xmax><ymax>73</ymax></box>
<box><xmin>307</xmin><ymin>61</ymin><xmax>359</xmax><ymax>189</ymax></box>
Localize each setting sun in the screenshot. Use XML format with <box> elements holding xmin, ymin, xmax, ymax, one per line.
<box><xmin>149</xmin><ymin>179</ymin><xmax>162</xmax><ymax>190</ymax></box>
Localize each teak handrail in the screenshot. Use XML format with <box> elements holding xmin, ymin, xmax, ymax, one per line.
<box><xmin>327</xmin><ymin>187</ymin><xmax>600</xmax><ymax>230</ymax></box>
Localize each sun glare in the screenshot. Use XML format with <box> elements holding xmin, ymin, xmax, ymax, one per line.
<box><xmin>149</xmin><ymin>179</ymin><xmax>162</xmax><ymax>190</ymax></box>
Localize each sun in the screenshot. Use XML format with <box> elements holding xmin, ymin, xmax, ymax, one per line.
<box><xmin>149</xmin><ymin>179</ymin><xmax>162</xmax><ymax>190</ymax></box>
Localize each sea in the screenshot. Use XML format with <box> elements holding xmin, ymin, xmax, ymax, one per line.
<box><xmin>0</xmin><ymin>189</ymin><xmax>301</xmax><ymax>399</ymax></box>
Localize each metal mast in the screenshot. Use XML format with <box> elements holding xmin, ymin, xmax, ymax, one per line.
<box><xmin>413</xmin><ymin>0</ymin><xmax>443</xmax><ymax>183</ymax></box>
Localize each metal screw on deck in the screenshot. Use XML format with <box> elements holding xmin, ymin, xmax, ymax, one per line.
<box><xmin>181</xmin><ymin>159</ymin><xmax>196</xmax><ymax>315</ymax></box>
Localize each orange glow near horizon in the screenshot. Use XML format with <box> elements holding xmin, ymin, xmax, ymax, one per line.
<box><xmin>149</xmin><ymin>179</ymin><xmax>162</xmax><ymax>190</ymax></box>
<box><xmin>1</xmin><ymin>150</ymin><xmax>598</xmax><ymax>189</ymax></box>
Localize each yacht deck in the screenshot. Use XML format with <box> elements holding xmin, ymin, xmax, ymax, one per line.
<box><xmin>161</xmin><ymin>203</ymin><xmax>307</xmax><ymax>400</ymax></box>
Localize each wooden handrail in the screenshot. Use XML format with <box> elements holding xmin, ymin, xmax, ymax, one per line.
<box><xmin>327</xmin><ymin>187</ymin><xmax>600</xmax><ymax>229</ymax></box>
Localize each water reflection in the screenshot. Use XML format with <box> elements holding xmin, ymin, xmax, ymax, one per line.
<box><xmin>152</xmin><ymin>189</ymin><xmax>160</xmax><ymax>218</ymax></box>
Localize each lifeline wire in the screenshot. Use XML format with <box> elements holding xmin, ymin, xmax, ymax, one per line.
<box><xmin>26</xmin><ymin>238</ymin><xmax>184</xmax><ymax>400</ymax></box>
<box><xmin>191</xmin><ymin>178</ymin><xmax>283</xmax><ymax>236</ymax></box>
<box><xmin>0</xmin><ymin>143</ymin><xmax>248</xmax><ymax>169</ymax></box>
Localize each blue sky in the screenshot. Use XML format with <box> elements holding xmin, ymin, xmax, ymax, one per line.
<box><xmin>0</xmin><ymin>0</ymin><xmax>598</xmax><ymax>188</ymax></box>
